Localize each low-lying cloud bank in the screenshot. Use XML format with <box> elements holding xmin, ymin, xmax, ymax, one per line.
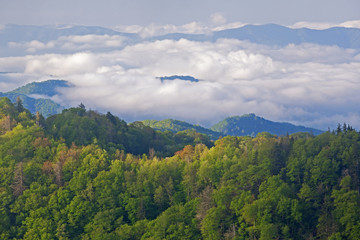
<box><xmin>1</xmin><ymin>25</ymin><xmax>360</xmax><ymax>130</ymax></box>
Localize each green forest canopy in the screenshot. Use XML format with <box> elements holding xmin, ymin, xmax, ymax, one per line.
<box><xmin>0</xmin><ymin>96</ymin><xmax>359</xmax><ymax>239</ymax></box>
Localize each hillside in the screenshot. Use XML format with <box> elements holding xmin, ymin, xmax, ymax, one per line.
<box><xmin>141</xmin><ymin>119</ymin><xmax>221</xmax><ymax>140</ymax></box>
<box><xmin>3</xmin><ymin>80</ymin><xmax>324</xmax><ymax>137</ymax></box>
<box><xmin>0</xmin><ymin>98</ymin><xmax>359</xmax><ymax>239</ymax></box>
<box><xmin>0</xmin><ymin>80</ymin><xmax>68</xmax><ymax>117</ymax></box>
<box><xmin>211</xmin><ymin>113</ymin><xmax>323</xmax><ymax>136</ymax></box>
<box><xmin>141</xmin><ymin>114</ymin><xmax>323</xmax><ymax>140</ymax></box>
<box><xmin>9</xmin><ymin>79</ymin><xmax>70</xmax><ymax>97</ymax></box>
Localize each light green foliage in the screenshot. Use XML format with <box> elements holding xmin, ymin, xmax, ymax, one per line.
<box><xmin>141</xmin><ymin>118</ymin><xmax>221</xmax><ymax>140</ymax></box>
<box><xmin>45</xmin><ymin>107</ymin><xmax>213</xmax><ymax>157</ymax></box>
<box><xmin>0</xmin><ymin>99</ymin><xmax>359</xmax><ymax>239</ymax></box>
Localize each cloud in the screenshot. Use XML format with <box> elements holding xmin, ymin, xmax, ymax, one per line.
<box><xmin>9</xmin><ymin>40</ymin><xmax>55</xmax><ymax>53</ymax></box>
<box><xmin>266</xmin><ymin>44</ymin><xmax>357</xmax><ymax>64</ymax></box>
<box><xmin>112</xmin><ymin>17</ymin><xmax>246</xmax><ymax>38</ymax></box>
<box><xmin>113</xmin><ymin>22</ymin><xmax>210</xmax><ymax>38</ymax></box>
<box><xmin>8</xmin><ymin>34</ymin><xmax>127</xmax><ymax>53</ymax></box>
<box><xmin>211</xmin><ymin>13</ymin><xmax>227</xmax><ymax>25</ymax></box>
<box><xmin>290</xmin><ymin>20</ymin><xmax>360</xmax><ymax>29</ymax></box>
<box><xmin>58</xmin><ymin>35</ymin><xmax>126</xmax><ymax>50</ymax></box>
<box><xmin>24</xmin><ymin>52</ymin><xmax>98</xmax><ymax>76</ymax></box>
<box><xmin>111</xmin><ymin>18</ymin><xmax>360</xmax><ymax>40</ymax></box>
<box><xmin>1</xmin><ymin>37</ymin><xmax>360</xmax><ymax>130</ymax></box>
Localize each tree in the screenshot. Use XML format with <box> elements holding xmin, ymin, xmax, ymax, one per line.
<box><xmin>332</xmin><ymin>176</ymin><xmax>360</xmax><ymax>239</ymax></box>
<box><xmin>35</xmin><ymin>111</ymin><xmax>45</xmax><ymax>127</ymax></box>
<box><xmin>1</xmin><ymin>115</ymin><xmax>12</xmax><ymax>133</ymax></box>
<box><xmin>78</xmin><ymin>103</ymin><xmax>85</xmax><ymax>109</ymax></box>
<box><xmin>11</xmin><ymin>162</ymin><xmax>27</xmax><ymax>197</ymax></box>
<box><xmin>16</xmin><ymin>96</ymin><xmax>24</xmax><ymax>113</ymax></box>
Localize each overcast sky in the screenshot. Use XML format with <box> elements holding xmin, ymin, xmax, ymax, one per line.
<box><xmin>1</xmin><ymin>0</ymin><xmax>359</xmax><ymax>27</ymax></box>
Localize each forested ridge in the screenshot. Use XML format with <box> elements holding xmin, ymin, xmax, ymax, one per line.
<box><xmin>0</xmin><ymin>96</ymin><xmax>360</xmax><ymax>239</ymax></box>
<box><xmin>0</xmin><ymin>80</ymin><xmax>69</xmax><ymax>117</ymax></box>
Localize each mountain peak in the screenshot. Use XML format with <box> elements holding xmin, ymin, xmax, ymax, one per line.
<box><xmin>10</xmin><ymin>79</ymin><xmax>70</xmax><ymax>97</ymax></box>
<box><xmin>141</xmin><ymin>118</ymin><xmax>221</xmax><ymax>140</ymax></box>
<box><xmin>158</xmin><ymin>75</ymin><xmax>200</xmax><ymax>83</ymax></box>
<box><xmin>1</xmin><ymin>79</ymin><xmax>70</xmax><ymax>117</ymax></box>
<box><xmin>211</xmin><ymin>114</ymin><xmax>322</xmax><ymax>137</ymax></box>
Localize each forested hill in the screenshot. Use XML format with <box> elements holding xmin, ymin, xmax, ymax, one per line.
<box><xmin>9</xmin><ymin>80</ymin><xmax>70</xmax><ymax>97</ymax></box>
<box><xmin>0</xmin><ymin>96</ymin><xmax>212</xmax><ymax>157</ymax></box>
<box><xmin>0</xmin><ymin>96</ymin><xmax>360</xmax><ymax>239</ymax></box>
<box><xmin>141</xmin><ymin>118</ymin><xmax>221</xmax><ymax>140</ymax></box>
<box><xmin>141</xmin><ymin>115</ymin><xmax>323</xmax><ymax>140</ymax></box>
<box><xmin>0</xmin><ymin>80</ymin><xmax>69</xmax><ymax>117</ymax></box>
<box><xmin>211</xmin><ymin>113</ymin><xmax>323</xmax><ymax>137</ymax></box>
<box><xmin>1</xmin><ymin>80</ymin><xmax>323</xmax><ymax>139</ymax></box>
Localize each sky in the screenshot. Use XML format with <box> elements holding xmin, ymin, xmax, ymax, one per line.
<box><xmin>1</xmin><ymin>0</ymin><xmax>360</xmax><ymax>27</ymax></box>
<box><xmin>0</xmin><ymin>0</ymin><xmax>360</xmax><ymax>130</ymax></box>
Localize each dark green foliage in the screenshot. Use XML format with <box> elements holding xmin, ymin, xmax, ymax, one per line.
<box><xmin>45</xmin><ymin>107</ymin><xmax>212</xmax><ymax>157</ymax></box>
<box><xmin>0</xmin><ymin>80</ymin><xmax>68</xmax><ymax>117</ymax></box>
<box><xmin>142</xmin><ymin>118</ymin><xmax>221</xmax><ymax>140</ymax></box>
<box><xmin>211</xmin><ymin>113</ymin><xmax>323</xmax><ymax>137</ymax></box>
<box><xmin>8</xmin><ymin>80</ymin><xmax>70</xmax><ymax>97</ymax></box>
<box><xmin>45</xmin><ymin>107</ymin><xmax>128</xmax><ymax>150</ymax></box>
<box><xmin>0</xmin><ymin>100</ymin><xmax>360</xmax><ymax>239</ymax></box>
<box><xmin>0</xmin><ymin>92</ymin><xmax>63</xmax><ymax>118</ymax></box>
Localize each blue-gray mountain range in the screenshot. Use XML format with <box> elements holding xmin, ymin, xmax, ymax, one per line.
<box><xmin>1</xmin><ymin>23</ymin><xmax>359</xmax><ymax>57</ymax></box>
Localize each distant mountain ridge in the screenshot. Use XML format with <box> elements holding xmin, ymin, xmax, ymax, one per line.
<box><xmin>0</xmin><ymin>80</ymin><xmax>69</xmax><ymax>117</ymax></box>
<box><xmin>9</xmin><ymin>80</ymin><xmax>70</xmax><ymax>97</ymax></box>
<box><xmin>141</xmin><ymin>113</ymin><xmax>323</xmax><ymax>140</ymax></box>
<box><xmin>1</xmin><ymin>23</ymin><xmax>360</xmax><ymax>57</ymax></box>
<box><xmin>211</xmin><ymin>113</ymin><xmax>323</xmax><ymax>137</ymax></box>
<box><xmin>0</xmin><ymin>24</ymin><xmax>139</xmax><ymax>44</ymax></box>
<box><xmin>141</xmin><ymin>119</ymin><xmax>221</xmax><ymax>140</ymax></box>
<box><xmin>150</xmin><ymin>24</ymin><xmax>360</xmax><ymax>49</ymax></box>
<box><xmin>0</xmin><ymin>24</ymin><xmax>140</xmax><ymax>56</ymax></box>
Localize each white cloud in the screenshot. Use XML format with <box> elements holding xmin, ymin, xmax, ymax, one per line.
<box><xmin>113</xmin><ymin>22</ymin><xmax>210</xmax><ymax>38</ymax></box>
<box><xmin>212</xmin><ymin>22</ymin><xmax>248</xmax><ymax>31</ymax></box>
<box><xmin>339</xmin><ymin>20</ymin><xmax>360</xmax><ymax>29</ymax></box>
<box><xmin>58</xmin><ymin>34</ymin><xmax>126</xmax><ymax>50</ymax></box>
<box><xmin>1</xmin><ymin>37</ymin><xmax>360</xmax><ymax>130</ymax></box>
<box><xmin>8</xmin><ymin>40</ymin><xmax>55</xmax><ymax>53</ymax></box>
<box><xmin>23</xmin><ymin>52</ymin><xmax>98</xmax><ymax>76</ymax></box>
<box><xmin>290</xmin><ymin>20</ymin><xmax>360</xmax><ymax>29</ymax></box>
<box><xmin>112</xmin><ymin>18</ymin><xmax>246</xmax><ymax>38</ymax></box>
<box><xmin>211</xmin><ymin>13</ymin><xmax>227</xmax><ymax>25</ymax></box>
<box><xmin>7</xmin><ymin>34</ymin><xmax>127</xmax><ymax>53</ymax></box>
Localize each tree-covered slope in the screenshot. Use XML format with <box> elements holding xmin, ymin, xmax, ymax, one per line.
<box><xmin>141</xmin><ymin>118</ymin><xmax>221</xmax><ymax>140</ymax></box>
<box><xmin>9</xmin><ymin>79</ymin><xmax>70</xmax><ymax>97</ymax></box>
<box><xmin>0</xmin><ymin>80</ymin><xmax>69</xmax><ymax>117</ymax></box>
<box><xmin>45</xmin><ymin>107</ymin><xmax>212</xmax><ymax>157</ymax></box>
<box><xmin>211</xmin><ymin>113</ymin><xmax>323</xmax><ymax>137</ymax></box>
<box><xmin>0</xmin><ymin>97</ymin><xmax>359</xmax><ymax>239</ymax></box>
<box><xmin>0</xmin><ymin>92</ymin><xmax>62</xmax><ymax>118</ymax></box>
